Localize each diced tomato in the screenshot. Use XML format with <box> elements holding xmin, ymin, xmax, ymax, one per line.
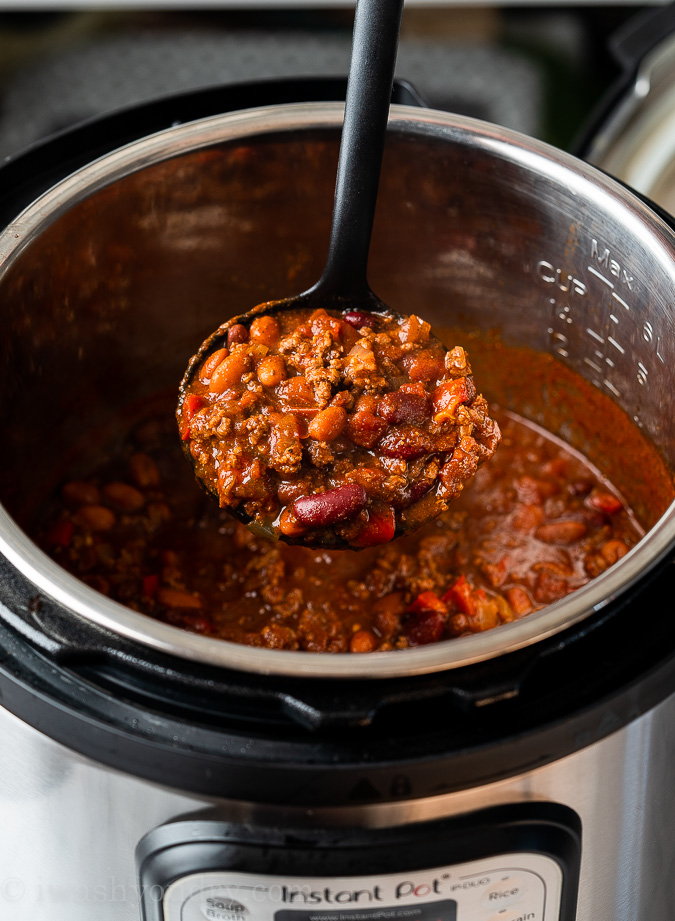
<box><xmin>142</xmin><ymin>574</ymin><xmax>159</xmax><ymax>599</ymax></box>
<box><xmin>407</xmin><ymin>591</ymin><xmax>447</xmax><ymax>616</ymax></box>
<box><xmin>442</xmin><ymin>574</ymin><xmax>475</xmax><ymax>615</ymax></box>
<box><xmin>45</xmin><ymin>519</ymin><xmax>74</xmax><ymax>547</ymax></box>
<box><xmin>588</xmin><ymin>490</ymin><xmax>624</xmax><ymax>515</ymax></box>
<box><xmin>184</xmin><ymin>393</ymin><xmax>206</xmax><ymax>421</ymax></box>
<box><xmin>354</xmin><ymin>506</ymin><xmax>396</xmax><ymax>547</ymax></box>
<box><xmin>432</xmin><ymin>378</ymin><xmax>470</xmax><ymax>423</ymax></box>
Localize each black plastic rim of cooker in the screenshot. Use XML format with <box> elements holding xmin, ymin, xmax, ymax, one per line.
<box><xmin>0</xmin><ymin>78</ymin><xmax>674</xmax><ymax>807</ymax></box>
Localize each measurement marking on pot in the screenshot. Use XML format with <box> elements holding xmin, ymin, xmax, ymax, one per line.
<box><xmin>608</xmin><ymin>336</ymin><xmax>625</xmax><ymax>354</ymax></box>
<box><xmin>610</xmin><ymin>314</ymin><xmax>619</xmax><ymax>325</ymax></box>
<box><xmin>586</xmin><ymin>328</ymin><xmax>604</xmax><ymax>344</ymax></box>
<box><xmin>585</xmin><ymin>357</ymin><xmax>603</xmax><ymax>374</ymax></box>
<box><xmin>588</xmin><ymin>266</ymin><xmax>614</xmax><ymax>288</ymax></box>
<box><xmin>604</xmin><ymin>379</ymin><xmax>622</xmax><ymax>398</ymax></box>
<box><xmin>612</xmin><ymin>292</ymin><xmax>630</xmax><ymax>311</ymax></box>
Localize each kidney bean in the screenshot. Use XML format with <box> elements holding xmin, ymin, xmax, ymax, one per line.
<box><xmin>308</xmin><ymin>406</ymin><xmax>347</xmax><ymax>442</ymax></box>
<box><xmin>346</xmin><ymin>410</ymin><xmax>387</xmax><ymax>449</ymax></box>
<box><xmin>343</xmin><ymin>311</ymin><xmax>377</xmax><ymax>330</ymax></box>
<box><xmin>404</xmin><ymin>594</ymin><xmax>447</xmax><ymax>645</ymax></box>
<box><xmin>157</xmin><ymin>587</ymin><xmax>203</xmax><ymax>609</ymax></box>
<box><xmin>103</xmin><ymin>482</ymin><xmax>146</xmax><ymax>512</ymax></box>
<box><xmin>535</xmin><ymin>520</ymin><xmax>588</xmax><ymax>544</ymax></box>
<box><xmin>129</xmin><ymin>453</ymin><xmax>160</xmax><ymax>488</ymax></box>
<box><xmin>209</xmin><ymin>350</ymin><xmax>251</xmax><ymax>393</ymax></box>
<box><xmin>200</xmin><ymin>348</ymin><xmax>229</xmax><ymax>382</ymax></box>
<box><xmin>257</xmin><ymin>355</ymin><xmax>287</xmax><ymax>387</ymax></box>
<box><xmin>293</xmin><ymin>483</ymin><xmax>367</xmax><ymax>527</ymax></box>
<box><xmin>74</xmin><ymin>505</ymin><xmax>116</xmax><ymax>531</ymax></box>
<box><xmin>61</xmin><ymin>480</ymin><xmax>101</xmax><ymax>507</ymax></box>
<box><xmin>378</xmin><ymin>390</ymin><xmax>430</xmax><ymax>424</ymax></box>
<box><xmin>227</xmin><ymin>323</ymin><xmax>249</xmax><ymax>346</ymax></box>
<box><xmin>350</xmin><ymin>629</ymin><xmax>378</xmax><ymax>653</ymax></box>
<box><xmin>379</xmin><ymin>426</ymin><xmax>434</xmax><ymax>460</ymax></box>
<box><xmin>505</xmin><ymin>586</ymin><xmax>533</xmax><ymax>616</ymax></box>
<box><xmin>249</xmin><ymin>315</ymin><xmax>280</xmax><ymax>348</ymax></box>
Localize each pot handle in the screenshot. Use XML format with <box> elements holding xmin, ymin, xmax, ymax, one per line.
<box><xmin>573</xmin><ymin>1</ymin><xmax>675</xmax><ymax>159</ymax></box>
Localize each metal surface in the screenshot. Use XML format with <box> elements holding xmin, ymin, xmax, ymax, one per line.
<box><xmin>586</xmin><ymin>33</ymin><xmax>675</xmax><ymax>213</ymax></box>
<box><xmin>0</xmin><ymin>692</ymin><xmax>673</xmax><ymax>921</ymax></box>
<box><xmin>0</xmin><ymin>103</ymin><xmax>674</xmax><ymax>678</ymax></box>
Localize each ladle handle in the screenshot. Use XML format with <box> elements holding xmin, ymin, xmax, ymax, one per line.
<box><xmin>316</xmin><ymin>0</ymin><xmax>405</xmax><ymax>301</ymax></box>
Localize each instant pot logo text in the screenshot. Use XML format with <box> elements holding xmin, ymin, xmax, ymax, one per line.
<box><xmin>277</xmin><ymin>876</ymin><xmax>452</xmax><ymax>904</ymax></box>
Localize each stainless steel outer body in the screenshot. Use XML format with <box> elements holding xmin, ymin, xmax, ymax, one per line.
<box><xmin>0</xmin><ymin>103</ymin><xmax>674</xmax><ymax>680</ymax></box>
<box><xmin>0</xmin><ymin>694</ymin><xmax>673</xmax><ymax>921</ymax></box>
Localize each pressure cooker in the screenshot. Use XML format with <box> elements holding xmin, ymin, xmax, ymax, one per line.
<box><xmin>0</xmin><ymin>74</ymin><xmax>674</xmax><ymax>921</ymax></box>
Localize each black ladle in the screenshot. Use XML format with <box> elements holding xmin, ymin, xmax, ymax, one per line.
<box><xmin>181</xmin><ymin>0</ymin><xmax>406</xmax><ymax>373</ymax></box>
<box><xmin>180</xmin><ymin>0</ymin><xmax>445</xmax><ymax>546</ymax></box>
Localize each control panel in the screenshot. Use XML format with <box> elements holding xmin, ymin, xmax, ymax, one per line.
<box><xmin>136</xmin><ymin>804</ymin><xmax>580</xmax><ymax>921</ymax></box>
<box><xmin>161</xmin><ymin>855</ymin><xmax>561</xmax><ymax>921</ymax></box>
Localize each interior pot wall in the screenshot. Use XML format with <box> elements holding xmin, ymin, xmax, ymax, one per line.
<box><xmin>1</xmin><ymin>115</ymin><xmax>674</xmax><ymax>531</ymax></box>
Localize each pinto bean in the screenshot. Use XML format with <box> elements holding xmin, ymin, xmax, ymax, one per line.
<box><xmin>505</xmin><ymin>586</ymin><xmax>533</xmax><ymax>616</ymax></box>
<box><xmin>103</xmin><ymin>482</ymin><xmax>145</xmax><ymax>512</ymax></box>
<box><xmin>227</xmin><ymin>323</ymin><xmax>249</xmax><ymax>346</ymax></box>
<box><xmin>157</xmin><ymin>588</ymin><xmax>203</xmax><ymax>609</ymax></box>
<box><xmin>74</xmin><ymin>505</ymin><xmax>116</xmax><ymax>531</ymax></box>
<box><xmin>278</xmin><ymin>507</ymin><xmax>307</xmax><ymax>537</ymax></box>
<box><xmin>293</xmin><ymin>483</ymin><xmax>367</xmax><ymax>527</ymax></box>
<box><xmin>249</xmin><ymin>315</ymin><xmax>280</xmax><ymax>348</ymax></box>
<box><xmin>209</xmin><ymin>350</ymin><xmax>250</xmax><ymax>393</ymax></box>
<box><xmin>129</xmin><ymin>453</ymin><xmax>160</xmax><ymax>488</ymax></box>
<box><xmin>535</xmin><ymin>520</ymin><xmax>588</xmax><ymax>544</ymax></box>
<box><xmin>256</xmin><ymin>354</ymin><xmax>287</xmax><ymax>387</ymax></box>
<box><xmin>308</xmin><ymin>406</ymin><xmax>347</xmax><ymax>442</ymax></box>
<box><xmin>61</xmin><ymin>480</ymin><xmax>101</xmax><ymax>507</ymax></box>
<box><xmin>350</xmin><ymin>629</ymin><xmax>378</xmax><ymax>652</ymax></box>
<box><xmin>347</xmin><ymin>410</ymin><xmax>387</xmax><ymax>448</ymax></box>
<box><xmin>601</xmin><ymin>538</ymin><xmax>629</xmax><ymax>565</ymax></box>
<box><xmin>200</xmin><ymin>348</ymin><xmax>229</xmax><ymax>382</ymax></box>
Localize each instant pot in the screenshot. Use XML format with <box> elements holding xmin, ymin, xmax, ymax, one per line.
<box><xmin>0</xmin><ymin>75</ymin><xmax>674</xmax><ymax>921</ymax></box>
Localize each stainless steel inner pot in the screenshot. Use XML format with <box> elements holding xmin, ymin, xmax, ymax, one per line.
<box><xmin>1</xmin><ymin>102</ymin><xmax>674</xmax><ymax>679</ymax></box>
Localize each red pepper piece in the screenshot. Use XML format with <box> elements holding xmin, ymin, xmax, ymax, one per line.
<box><xmin>431</xmin><ymin>377</ymin><xmax>476</xmax><ymax>422</ymax></box>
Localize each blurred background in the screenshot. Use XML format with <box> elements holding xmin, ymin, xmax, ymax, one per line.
<box><xmin>0</xmin><ymin>5</ymin><xmax>656</xmax><ymax>157</ymax></box>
